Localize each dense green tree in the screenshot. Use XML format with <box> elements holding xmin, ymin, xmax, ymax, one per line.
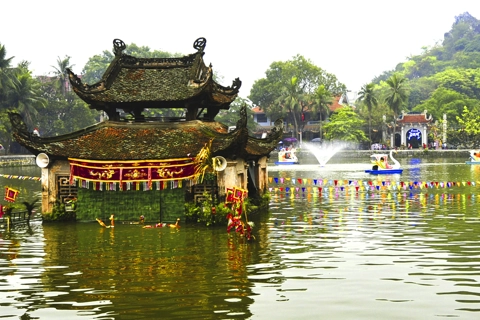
<box><xmin>405</xmin><ymin>77</ymin><xmax>437</xmax><ymax>110</ymax></box>
<box><xmin>249</xmin><ymin>55</ymin><xmax>346</xmax><ymax>140</ymax></box>
<box><xmin>448</xmin><ymin>106</ymin><xmax>480</xmax><ymax>148</ymax></box>
<box><xmin>7</xmin><ymin>66</ymin><xmax>46</xmax><ymax>128</ymax></box>
<box><xmin>36</xmin><ymin>76</ymin><xmax>98</xmax><ymax>136</ymax></box>
<box><xmin>433</xmin><ymin>68</ymin><xmax>480</xmax><ymax>99</ymax></box>
<box><xmin>322</xmin><ymin>107</ymin><xmax>367</xmax><ymax>142</ymax></box>
<box><xmin>275</xmin><ymin>76</ymin><xmax>303</xmax><ymax>136</ymax></box>
<box><xmin>80</xmin><ymin>52</ymin><xmax>113</xmax><ymax>85</ymax></box>
<box><xmin>0</xmin><ymin>43</ymin><xmax>18</xmax><ymax>106</ymax></box>
<box><xmin>412</xmin><ymin>87</ymin><xmax>480</xmax><ymax>128</ymax></box>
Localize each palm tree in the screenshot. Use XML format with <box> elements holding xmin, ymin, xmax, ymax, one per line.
<box><xmin>276</xmin><ymin>76</ymin><xmax>302</xmax><ymax>139</ymax></box>
<box><xmin>8</xmin><ymin>68</ymin><xmax>46</xmax><ymax>127</ymax></box>
<box><xmin>357</xmin><ymin>83</ymin><xmax>378</xmax><ymax>144</ymax></box>
<box><xmin>0</xmin><ymin>43</ymin><xmax>18</xmax><ymax>106</ymax></box>
<box><xmin>311</xmin><ymin>84</ymin><xmax>333</xmax><ymax>140</ymax></box>
<box><xmin>384</xmin><ymin>74</ymin><xmax>408</xmax><ymax>147</ymax></box>
<box><xmin>51</xmin><ymin>55</ymin><xmax>74</xmax><ymax>96</ymax></box>
<box><xmin>22</xmin><ymin>198</ymin><xmax>40</xmax><ymax>224</ymax></box>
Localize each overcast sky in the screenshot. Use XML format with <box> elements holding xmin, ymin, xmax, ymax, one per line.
<box><xmin>2</xmin><ymin>0</ymin><xmax>479</xmax><ymax>99</ymax></box>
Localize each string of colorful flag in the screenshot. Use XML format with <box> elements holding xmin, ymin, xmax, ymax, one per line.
<box><xmin>268</xmin><ymin>177</ymin><xmax>478</xmax><ymax>193</ymax></box>
<box><xmin>0</xmin><ymin>173</ymin><xmax>41</xmax><ymax>181</ymax></box>
<box><xmin>0</xmin><ymin>159</ymin><xmax>33</xmax><ymax>165</ymax></box>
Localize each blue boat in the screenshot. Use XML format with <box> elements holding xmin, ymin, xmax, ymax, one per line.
<box><xmin>365</xmin><ymin>151</ymin><xmax>403</xmax><ymax>174</ymax></box>
<box><xmin>365</xmin><ymin>168</ymin><xmax>403</xmax><ymax>174</ymax></box>
<box><xmin>275</xmin><ymin>149</ymin><xmax>299</xmax><ymax>165</ymax></box>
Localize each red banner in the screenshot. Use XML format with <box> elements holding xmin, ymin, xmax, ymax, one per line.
<box><xmin>69</xmin><ymin>158</ymin><xmax>196</xmax><ymax>186</ymax></box>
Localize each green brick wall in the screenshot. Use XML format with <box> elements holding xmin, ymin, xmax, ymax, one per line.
<box><xmin>75</xmin><ymin>187</ymin><xmax>185</xmax><ymax>223</ymax></box>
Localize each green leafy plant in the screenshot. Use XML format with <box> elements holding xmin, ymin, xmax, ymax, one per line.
<box><xmin>22</xmin><ymin>198</ymin><xmax>40</xmax><ymax>223</ymax></box>
<box><xmin>43</xmin><ymin>201</ymin><xmax>76</xmax><ymax>222</ymax></box>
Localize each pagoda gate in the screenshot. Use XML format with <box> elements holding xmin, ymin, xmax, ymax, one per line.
<box><xmin>395</xmin><ymin>110</ymin><xmax>433</xmax><ymax>148</ymax></box>
<box><xmin>9</xmin><ymin>38</ymin><xmax>282</xmax><ymax>223</ymax></box>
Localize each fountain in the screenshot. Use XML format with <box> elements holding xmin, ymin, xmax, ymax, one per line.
<box><xmin>303</xmin><ymin>142</ymin><xmax>344</xmax><ymax>166</ymax></box>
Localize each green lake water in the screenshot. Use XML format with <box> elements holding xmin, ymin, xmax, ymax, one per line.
<box><xmin>1</xmin><ymin>156</ymin><xmax>480</xmax><ymax>319</ymax></box>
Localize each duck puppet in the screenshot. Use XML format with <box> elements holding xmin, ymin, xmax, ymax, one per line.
<box><xmin>143</xmin><ymin>218</ymin><xmax>181</xmax><ymax>229</ymax></box>
<box><xmin>96</xmin><ymin>214</ymin><xmax>115</xmax><ymax>228</ymax></box>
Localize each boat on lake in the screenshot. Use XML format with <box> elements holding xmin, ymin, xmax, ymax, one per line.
<box><xmin>466</xmin><ymin>150</ymin><xmax>480</xmax><ymax>165</ymax></box>
<box><xmin>275</xmin><ymin>148</ymin><xmax>299</xmax><ymax>165</ymax></box>
<box><xmin>365</xmin><ymin>150</ymin><xmax>403</xmax><ymax>174</ymax></box>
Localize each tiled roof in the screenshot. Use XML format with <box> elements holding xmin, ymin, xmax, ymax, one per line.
<box><xmin>9</xmin><ymin>112</ymin><xmax>281</xmax><ymax>161</ymax></box>
<box><xmin>329</xmin><ymin>96</ymin><xmax>343</xmax><ymax>112</ymax></box>
<box><xmin>67</xmin><ymin>38</ymin><xmax>240</xmax><ymax>110</ymax></box>
<box><xmin>397</xmin><ymin>113</ymin><xmax>432</xmax><ymax>124</ymax></box>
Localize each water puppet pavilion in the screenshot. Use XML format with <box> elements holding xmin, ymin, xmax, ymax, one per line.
<box><xmin>9</xmin><ymin>38</ymin><xmax>283</xmax><ymax>222</ymax></box>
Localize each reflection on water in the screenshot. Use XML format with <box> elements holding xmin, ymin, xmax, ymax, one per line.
<box><xmin>1</xmin><ymin>158</ymin><xmax>480</xmax><ymax>319</ymax></box>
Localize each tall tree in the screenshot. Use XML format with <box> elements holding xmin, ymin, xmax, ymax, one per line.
<box><xmin>310</xmin><ymin>84</ymin><xmax>333</xmax><ymax>140</ymax></box>
<box><xmin>36</xmin><ymin>77</ymin><xmax>98</xmax><ymax>136</ymax></box>
<box><xmin>7</xmin><ymin>66</ymin><xmax>46</xmax><ymax>128</ymax></box>
<box><xmin>0</xmin><ymin>43</ymin><xmax>18</xmax><ymax>106</ymax></box>
<box><xmin>357</xmin><ymin>83</ymin><xmax>378</xmax><ymax>143</ymax></box>
<box><xmin>275</xmin><ymin>76</ymin><xmax>303</xmax><ymax>136</ymax></box>
<box><xmin>249</xmin><ymin>55</ymin><xmax>346</xmax><ymax>140</ymax></box>
<box><xmin>384</xmin><ymin>74</ymin><xmax>408</xmax><ymax>147</ymax></box>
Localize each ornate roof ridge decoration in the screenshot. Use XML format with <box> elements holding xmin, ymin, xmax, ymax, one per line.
<box><xmin>213</xmin><ymin>78</ymin><xmax>242</xmax><ymax>95</ymax></box>
<box><xmin>219</xmin><ymin>106</ymin><xmax>283</xmax><ymax>160</ymax></box>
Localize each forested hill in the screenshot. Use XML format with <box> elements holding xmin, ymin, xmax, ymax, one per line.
<box><xmin>371</xmin><ymin>12</ymin><xmax>480</xmax><ymax>123</ymax></box>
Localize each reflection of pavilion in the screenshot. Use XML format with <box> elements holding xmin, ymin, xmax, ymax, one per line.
<box><xmin>394</xmin><ymin>110</ymin><xmax>432</xmax><ymax>148</ymax></box>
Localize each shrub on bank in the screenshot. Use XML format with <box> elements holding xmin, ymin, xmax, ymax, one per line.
<box><xmin>185</xmin><ymin>191</ymin><xmax>270</xmax><ymax>226</ymax></box>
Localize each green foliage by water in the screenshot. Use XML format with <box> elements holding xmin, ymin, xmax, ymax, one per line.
<box><xmin>185</xmin><ymin>191</ymin><xmax>270</xmax><ymax>227</ymax></box>
<box><xmin>323</xmin><ymin>107</ymin><xmax>368</xmax><ymax>142</ymax></box>
<box><xmin>42</xmin><ymin>201</ymin><xmax>76</xmax><ymax>222</ymax></box>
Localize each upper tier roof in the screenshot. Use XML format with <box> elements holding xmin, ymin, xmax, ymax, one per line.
<box><xmin>66</xmin><ymin>38</ymin><xmax>241</xmax><ymax>119</ymax></box>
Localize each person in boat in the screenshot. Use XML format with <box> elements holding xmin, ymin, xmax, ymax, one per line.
<box><xmin>376</xmin><ymin>157</ymin><xmax>393</xmax><ymax>170</ymax></box>
<box><xmin>472</xmin><ymin>151</ymin><xmax>480</xmax><ymax>161</ymax></box>
<box><xmin>379</xmin><ymin>158</ymin><xmax>386</xmax><ymax>169</ymax></box>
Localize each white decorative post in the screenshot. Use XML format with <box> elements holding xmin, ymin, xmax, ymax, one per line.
<box><xmin>382</xmin><ymin>115</ymin><xmax>386</xmax><ymax>143</ymax></box>
<box><xmin>442</xmin><ymin>114</ymin><xmax>447</xmax><ymax>144</ymax></box>
<box><xmin>423</xmin><ymin>125</ymin><xmax>427</xmax><ymax>148</ymax></box>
